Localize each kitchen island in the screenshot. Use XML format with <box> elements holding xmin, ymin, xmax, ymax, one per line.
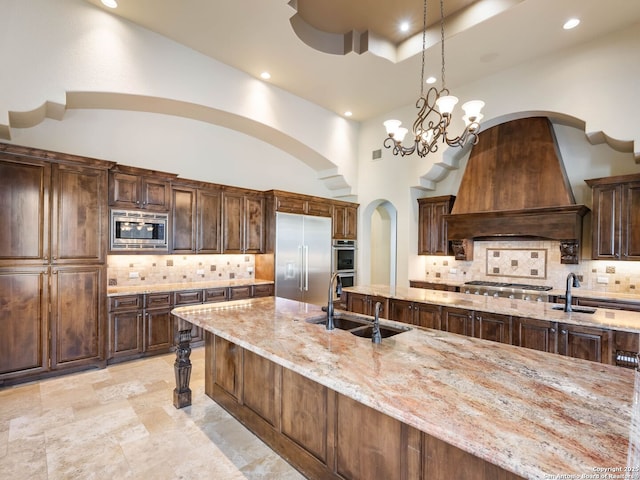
<box><xmin>171</xmin><ymin>296</ymin><xmax>639</xmax><ymax>480</ymax></box>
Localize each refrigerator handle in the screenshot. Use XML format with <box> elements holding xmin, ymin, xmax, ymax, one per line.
<box><xmin>304</xmin><ymin>245</ymin><xmax>309</xmax><ymax>291</ymax></box>
<box><xmin>298</xmin><ymin>245</ymin><xmax>304</xmax><ymax>292</ymax></box>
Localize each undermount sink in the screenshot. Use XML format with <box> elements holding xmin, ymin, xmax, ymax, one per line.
<box><xmin>307</xmin><ymin>312</ymin><xmax>411</xmax><ymax>338</ymax></box>
<box><xmin>551</xmin><ymin>305</ymin><xmax>597</xmax><ymax>314</ymax></box>
<box><xmin>349</xmin><ymin>325</ymin><xmax>410</xmax><ymax>339</ymax></box>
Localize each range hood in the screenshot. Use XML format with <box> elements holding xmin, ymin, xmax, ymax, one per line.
<box><xmin>443</xmin><ymin>117</ymin><xmax>589</xmax><ymax>264</ymax></box>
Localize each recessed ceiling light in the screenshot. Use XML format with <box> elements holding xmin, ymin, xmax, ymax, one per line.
<box><xmin>260</xmin><ymin>72</ymin><xmax>271</xmax><ymax>80</ymax></box>
<box><xmin>101</xmin><ymin>0</ymin><xmax>118</xmax><ymax>8</ymax></box>
<box><xmin>344</xmin><ymin>111</ymin><xmax>353</xmax><ymax>117</ymax></box>
<box><xmin>400</xmin><ymin>21</ymin><xmax>410</xmax><ymax>33</ymax></box>
<box><xmin>563</xmin><ymin>18</ymin><xmax>580</xmax><ymax>30</ymax></box>
<box><xmin>426</xmin><ymin>76</ymin><xmax>437</xmax><ymax>84</ymax></box>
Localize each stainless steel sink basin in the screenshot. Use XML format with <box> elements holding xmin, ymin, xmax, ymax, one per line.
<box><xmin>306</xmin><ymin>311</ymin><xmax>411</xmax><ymax>338</ymax></box>
<box><xmin>349</xmin><ymin>325</ymin><xmax>410</xmax><ymax>339</ymax></box>
<box><xmin>551</xmin><ymin>305</ymin><xmax>596</xmax><ymax>314</ymax></box>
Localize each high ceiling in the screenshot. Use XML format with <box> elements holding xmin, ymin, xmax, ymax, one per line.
<box><xmin>83</xmin><ymin>0</ymin><xmax>640</xmax><ymax>122</ymax></box>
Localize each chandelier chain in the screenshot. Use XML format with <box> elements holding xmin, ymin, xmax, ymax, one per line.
<box><xmin>420</xmin><ymin>0</ymin><xmax>427</xmax><ymax>97</ymax></box>
<box><xmin>440</xmin><ymin>0</ymin><xmax>446</xmax><ymax>90</ymax></box>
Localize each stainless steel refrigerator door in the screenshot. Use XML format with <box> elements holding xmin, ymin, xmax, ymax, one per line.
<box><xmin>301</xmin><ymin>215</ymin><xmax>332</xmax><ymax>305</ymax></box>
<box><xmin>275</xmin><ymin>213</ymin><xmax>304</xmax><ymax>301</ymax></box>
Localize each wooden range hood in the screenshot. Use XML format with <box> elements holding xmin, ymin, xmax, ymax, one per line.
<box><xmin>443</xmin><ymin>117</ymin><xmax>589</xmax><ymax>264</ymax></box>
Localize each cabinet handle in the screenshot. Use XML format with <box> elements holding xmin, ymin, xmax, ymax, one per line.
<box><xmin>550</xmin><ymin>328</ymin><xmax>556</xmax><ymax>333</ymax></box>
<box><xmin>561</xmin><ymin>329</ymin><xmax>567</xmax><ymax>334</ymax></box>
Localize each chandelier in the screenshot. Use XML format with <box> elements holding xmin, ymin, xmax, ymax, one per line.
<box><xmin>383</xmin><ymin>0</ymin><xmax>485</xmax><ymax>158</ymax></box>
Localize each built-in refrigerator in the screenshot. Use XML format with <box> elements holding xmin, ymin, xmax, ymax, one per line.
<box><xmin>275</xmin><ymin>212</ymin><xmax>331</xmax><ymax>305</ymax></box>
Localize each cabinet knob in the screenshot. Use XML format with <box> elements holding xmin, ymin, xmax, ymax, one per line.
<box><xmin>550</xmin><ymin>328</ymin><xmax>556</xmax><ymax>333</ymax></box>
<box><xmin>561</xmin><ymin>329</ymin><xmax>567</xmax><ymax>334</ymax></box>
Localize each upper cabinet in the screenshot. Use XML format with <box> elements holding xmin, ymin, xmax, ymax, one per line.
<box><xmin>171</xmin><ymin>181</ymin><xmax>222</xmax><ymax>254</ymax></box>
<box><xmin>332</xmin><ymin>203</ymin><xmax>358</xmax><ymax>240</ymax></box>
<box><xmin>586</xmin><ymin>174</ymin><xmax>640</xmax><ymax>261</ymax></box>
<box><xmin>109</xmin><ymin>166</ymin><xmax>176</xmax><ymax>211</ymax></box>
<box><xmin>222</xmin><ymin>189</ymin><xmax>265</xmax><ymax>253</ymax></box>
<box><xmin>417</xmin><ymin>196</ymin><xmax>455</xmax><ymax>256</ymax></box>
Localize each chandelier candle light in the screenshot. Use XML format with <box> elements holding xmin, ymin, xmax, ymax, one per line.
<box><xmin>383</xmin><ymin>0</ymin><xmax>485</xmax><ymax>157</ymax></box>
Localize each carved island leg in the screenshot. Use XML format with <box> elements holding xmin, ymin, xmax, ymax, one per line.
<box><xmin>173</xmin><ymin>322</ymin><xmax>192</xmax><ymax>409</ymax></box>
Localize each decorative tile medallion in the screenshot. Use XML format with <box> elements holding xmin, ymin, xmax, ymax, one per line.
<box><xmin>486</xmin><ymin>248</ymin><xmax>547</xmax><ymax>279</ymax></box>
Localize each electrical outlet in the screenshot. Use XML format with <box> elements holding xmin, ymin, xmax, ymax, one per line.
<box><xmin>247</xmin><ymin>266</ymin><xmax>254</xmax><ymax>274</ymax></box>
<box><xmin>597</xmin><ymin>276</ymin><xmax>609</xmax><ymax>284</ymax></box>
<box><xmin>449</xmin><ymin>268</ymin><xmax>457</xmax><ymax>274</ymax></box>
<box><xmin>196</xmin><ymin>269</ymin><xmax>205</xmax><ymax>275</ymax></box>
<box><xmin>129</xmin><ymin>272</ymin><xmax>139</xmax><ymax>279</ymax></box>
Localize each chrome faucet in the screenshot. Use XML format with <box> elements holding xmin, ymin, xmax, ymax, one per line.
<box><xmin>372</xmin><ymin>301</ymin><xmax>382</xmax><ymax>344</ymax></box>
<box><xmin>326</xmin><ymin>272</ymin><xmax>342</xmax><ymax>330</ymax></box>
<box><xmin>564</xmin><ymin>273</ymin><xmax>580</xmax><ymax>312</ymax></box>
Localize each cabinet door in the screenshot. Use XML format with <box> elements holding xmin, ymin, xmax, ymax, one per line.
<box><xmin>244</xmin><ymin>195</ymin><xmax>265</xmax><ymax>253</ymax></box>
<box><xmin>0</xmin><ymin>268</ymin><xmax>48</xmax><ymax>378</ymax></box>
<box><xmin>347</xmin><ymin>293</ymin><xmax>370</xmax><ymax>315</ymax></box>
<box><xmin>0</xmin><ymin>158</ymin><xmax>50</xmax><ymax>265</ymax></box>
<box><xmin>441</xmin><ymin>307</ymin><xmax>472</xmax><ymax>336</ymax></box>
<box><xmin>623</xmin><ymin>181</ymin><xmax>640</xmax><ymax>260</ymax></box>
<box><xmin>332</xmin><ymin>204</ymin><xmax>358</xmax><ymax>240</ymax></box>
<box><xmin>281</xmin><ymin>368</ymin><xmax>329</xmax><ymax>464</ymax></box>
<box><xmin>222</xmin><ymin>192</ymin><xmax>244</xmax><ymax>253</ymax></box>
<box><xmin>512</xmin><ymin>317</ymin><xmax>557</xmax><ymax>353</ymax></box>
<box><xmin>243</xmin><ymin>349</ymin><xmax>279</xmax><ymax>426</ymax></box>
<box><xmin>389</xmin><ymin>299</ymin><xmax>414</xmax><ymax>325</ymax></box>
<box><xmin>418</xmin><ymin>196</ymin><xmax>454</xmax><ymax>255</ymax></box>
<box><xmin>197</xmin><ymin>187</ymin><xmax>222</xmax><ymax>253</ymax></box>
<box><xmin>473</xmin><ymin>312</ymin><xmax>511</xmax><ymax>344</ymax></box>
<box><xmin>109</xmin><ymin>172</ymin><xmax>140</xmax><ymax>209</ymax></box>
<box><xmin>214</xmin><ymin>335</ymin><xmax>242</xmax><ymax>400</ymax></box>
<box><xmin>591</xmin><ymin>184</ymin><xmax>621</xmax><ymax>260</ymax></box>
<box><xmin>51</xmin><ymin>163</ymin><xmax>107</xmax><ymax>264</ymax></box>
<box><xmin>50</xmin><ymin>265</ymin><xmax>104</xmax><ymax>369</ymax></box>
<box><xmin>144</xmin><ymin>308</ymin><xmax>173</xmax><ymax>353</ymax></box>
<box><xmin>171</xmin><ymin>187</ymin><xmax>196</xmax><ymax>253</ymax></box>
<box><xmin>141</xmin><ymin>177</ymin><xmax>170</xmax><ymax>211</ymax></box>
<box><xmin>109</xmin><ymin>311</ymin><xmax>142</xmax><ymax>359</ymax></box>
<box><xmin>558</xmin><ymin>324</ymin><xmax>611</xmax><ymax>364</ymax></box>
<box><xmin>414</xmin><ymin>303</ymin><xmax>442</xmax><ymax>329</ymax></box>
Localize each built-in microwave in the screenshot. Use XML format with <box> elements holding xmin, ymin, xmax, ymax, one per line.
<box><xmin>110</xmin><ymin>209</ymin><xmax>168</xmax><ymax>251</ymax></box>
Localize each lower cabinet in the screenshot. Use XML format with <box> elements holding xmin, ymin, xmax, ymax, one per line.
<box><xmin>473</xmin><ymin>311</ymin><xmax>512</xmax><ymax>344</ymax></box>
<box><xmin>513</xmin><ymin>317</ymin><xmax>613</xmax><ymax>364</ymax></box>
<box><xmin>205</xmin><ymin>333</ymin><xmax>523</xmax><ymax>480</ymax></box>
<box><xmin>441</xmin><ymin>307</ymin><xmax>473</xmax><ymax>336</ymax></box>
<box><xmin>346</xmin><ymin>292</ymin><xmax>388</xmax><ymax>317</ymax></box>
<box><xmin>389</xmin><ymin>299</ymin><xmax>441</xmax><ymax>329</ymax></box>
<box><xmin>1</xmin><ymin>265</ymin><xmax>106</xmax><ymax>385</ymax></box>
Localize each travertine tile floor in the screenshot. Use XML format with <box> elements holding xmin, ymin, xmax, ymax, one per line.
<box><xmin>0</xmin><ymin>348</ymin><xmax>306</xmax><ymax>480</ymax></box>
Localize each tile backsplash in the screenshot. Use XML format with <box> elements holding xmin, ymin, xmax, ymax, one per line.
<box><xmin>108</xmin><ymin>254</ymin><xmax>255</xmax><ymax>287</ymax></box>
<box><xmin>420</xmin><ymin>240</ymin><xmax>639</xmax><ymax>293</ymax></box>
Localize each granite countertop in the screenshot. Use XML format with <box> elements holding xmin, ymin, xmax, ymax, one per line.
<box><xmin>107</xmin><ymin>278</ymin><xmax>274</xmax><ymax>296</ymax></box>
<box><xmin>348</xmin><ymin>284</ymin><xmax>640</xmax><ymax>333</ymax></box>
<box><xmin>171</xmin><ymin>296</ymin><xmax>638</xmax><ymax>480</ymax></box>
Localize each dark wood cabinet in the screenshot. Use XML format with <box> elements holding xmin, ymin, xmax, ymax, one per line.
<box><xmin>473</xmin><ymin>312</ymin><xmax>512</xmax><ymax>344</ymax></box>
<box><xmin>557</xmin><ymin>323</ymin><xmax>612</xmax><ymax>364</ymax></box>
<box><xmin>222</xmin><ymin>190</ymin><xmax>265</xmax><ymax>253</ymax></box>
<box><xmin>346</xmin><ymin>292</ymin><xmax>388</xmax><ymax>317</ymax></box>
<box><xmin>409</xmin><ymin>280</ymin><xmax>459</xmax><ymax>292</ymax></box>
<box><xmin>109</xmin><ymin>295</ymin><xmax>143</xmax><ymax>359</ymax></box>
<box><xmin>243</xmin><ymin>349</ymin><xmax>279</xmax><ymax>427</ymax></box>
<box><xmin>332</xmin><ymin>203</ymin><xmax>358</xmax><ymax>240</ymax></box>
<box><xmin>0</xmin><ymin>267</ymin><xmax>49</xmax><ymax>379</ymax></box>
<box><xmin>171</xmin><ymin>183</ymin><xmax>222</xmax><ymax>254</ymax></box>
<box><xmin>586</xmin><ymin>174</ymin><xmax>640</xmax><ymax>261</ymax></box>
<box><xmin>417</xmin><ymin>196</ymin><xmax>455</xmax><ymax>256</ymax></box>
<box><xmin>272</xmin><ymin>191</ymin><xmax>333</xmax><ymax>218</ymax></box>
<box><xmin>0</xmin><ymin>157</ymin><xmax>50</xmax><ymax>265</ymax></box>
<box><xmin>512</xmin><ymin>317</ymin><xmax>557</xmax><ymax>353</ymax></box>
<box><xmin>0</xmin><ymin>147</ymin><xmax>110</xmax><ymax>385</ymax></box>
<box><xmin>213</xmin><ymin>335</ymin><xmax>242</xmax><ymax>400</ymax></box>
<box><xmin>109</xmin><ymin>167</ymin><xmax>174</xmax><ymax>211</ymax></box>
<box><xmin>388</xmin><ymin>298</ymin><xmax>441</xmax><ymax>329</ymax></box>
<box><xmin>441</xmin><ymin>307</ymin><xmax>473</xmax><ymax>336</ymax></box>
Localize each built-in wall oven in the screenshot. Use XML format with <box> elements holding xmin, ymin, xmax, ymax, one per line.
<box><xmin>110</xmin><ymin>209</ymin><xmax>169</xmax><ymax>251</ymax></box>
<box><xmin>332</xmin><ymin>239</ymin><xmax>356</xmax><ymax>299</ymax></box>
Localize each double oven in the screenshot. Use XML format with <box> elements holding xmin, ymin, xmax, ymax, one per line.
<box><xmin>332</xmin><ymin>239</ymin><xmax>356</xmax><ymax>298</ymax></box>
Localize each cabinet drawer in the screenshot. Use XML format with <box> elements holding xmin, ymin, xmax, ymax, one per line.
<box><xmin>174</xmin><ymin>289</ymin><xmax>203</xmax><ymax>305</ymax></box>
<box><xmin>253</xmin><ymin>283</ymin><xmax>274</xmax><ymax>297</ymax></box>
<box><xmin>204</xmin><ymin>287</ymin><xmax>228</xmax><ymax>303</ymax></box>
<box><xmin>306</xmin><ymin>200</ymin><xmax>332</xmax><ymax>217</ymax></box>
<box><xmin>229</xmin><ymin>285</ymin><xmax>252</xmax><ymax>300</ymax></box>
<box><xmin>145</xmin><ymin>292</ymin><xmax>172</xmax><ymax>309</ymax></box>
<box><xmin>109</xmin><ymin>294</ymin><xmax>142</xmax><ymax>312</ymax></box>
<box><xmin>275</xmin><ymin>196</ymin><xmax>306</xmax><ymax>214</ymax></box>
